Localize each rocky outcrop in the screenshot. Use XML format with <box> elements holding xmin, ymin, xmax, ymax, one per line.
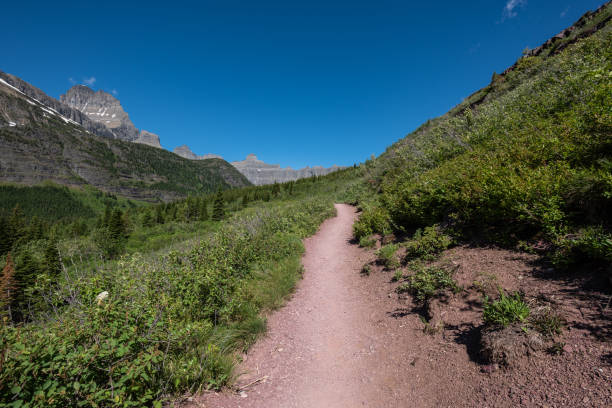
<box><xmin>137</xmin><ymin>130</ymin><xmax>162</xmax><ymax>148</ymax></box>
<box><xmin>231</xmin><ymin>154</ymin><xmax>343</xmax><ymax>185</ymax></box>
<box><xmin>60</xmin><ymin>85</ymin><xmax>162</xmax><ymax>148</ymax></box>
<box><xmin>173</xmin><ymin>145</ymin><xmax>222</xmax><ymax>160</ymax></box>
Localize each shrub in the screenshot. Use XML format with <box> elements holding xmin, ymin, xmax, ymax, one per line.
<box><xmin>404</xmin><ymin>224</ymin><xmax>453</xmax><ymax>261</ymax></box>
<box><xmin>551</xmin><ymin>226</ymin><xmax>612</xmax><ymax>269</ymax></box>
<box><xmin>376</xmin><ymin>244</ymin><xmax>400</xmax><ymax>270</ymax></box>
<box><xmin>353</xmin><ymin>206</ymin><xmax>392</xmax><ymax>240</ymax></box>
<box><xmin>398</xmin><ymin>265</ymin><xmax>459</xmax><ymax>302</ymax></box>
<box><xmin>483</xmin><ymin>290</ymin><xmax>530</xmax><ymax>327</ymax></box>
<box><xmin>358</xmin><ymin>235</ymin><xmax>377</xmax><ymax>248</ymax></box>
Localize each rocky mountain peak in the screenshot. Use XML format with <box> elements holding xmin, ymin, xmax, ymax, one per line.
<box><xmin>60</xmin><ymin>85</ymin><xmax>161</xmax><ymax>148</ymax></box>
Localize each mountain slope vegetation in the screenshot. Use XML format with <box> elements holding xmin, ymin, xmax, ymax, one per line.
<box><xmin>355</xmin><ymin>4</ymin><xmax>611</xmax><ymax>269</ymax></box>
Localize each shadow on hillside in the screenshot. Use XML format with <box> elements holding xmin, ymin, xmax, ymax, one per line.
<box><xmin>530</xmin><ymin>263</ymin><xmax>612</xmax><ymax>340</ymax></box>
<box><xmin>447</xmin><ymin>323</ymin><xmax>486</xmax><ymax>365</ymax></box>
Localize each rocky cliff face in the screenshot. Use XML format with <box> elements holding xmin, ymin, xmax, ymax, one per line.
<box><xmin>173</xmin><ymin>145</ymin><xmax>223</xmax><ymax>160</ymax></box>
<box><xmin>60</xmin><ymin>85</ymin><xmax>162</xmax><ymax>148</ymax></box>
<box><xmin>231</xmin><ymin>154</ymin><xmax>343</xmax><ymax>185</ymax></box>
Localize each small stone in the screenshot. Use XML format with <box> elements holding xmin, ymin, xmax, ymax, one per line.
<box><xmin>240</xmin><ymin>391</ymin><xmax>248</xmax><ymax>398</ymax></box>
<box><xmin>562</xmin><ymin>344</ymin><xmax>572</xmax><ymax>354</ymax></box>
<box><xmin>278</xmin><ymin>348</ymin><xmax>283</xmax><ymax>352</ymax></box>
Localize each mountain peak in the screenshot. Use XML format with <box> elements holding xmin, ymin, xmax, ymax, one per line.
<box><xmin>60</xmin><ymin>85</ymin><xmax>161</xmax><ymax>148</ymax></box>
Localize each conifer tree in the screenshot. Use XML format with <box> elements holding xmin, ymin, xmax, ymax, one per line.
<box><xmin>43</xmin><ymin>240</ymin><xmax>62</xmax><ymax>280</ymax></box>
<box><xmin>0</xmin><ymin>253</ymin><xmax>16</xmax><ymax>320</ymax></box>
<box><xmin>155</xmin><ymin>205</ymin><xmax>165</xmax><ymax>224</ymax></box>
<box><xmin>102</xmin><ymin>205</ymin><xmax>112</xmax><ymax>228</ymax></box>
<box><xmin>13</xmin><ymin>250</ymin><xmax>39</xmax><ymax>322</ymax></box>
<box><xmin>212</xmin><ymin>191</ymin><xmax>225</xmax><ymax>221</ymax></box>
<box><xmin>200</xmin><ymin>200</ymin><xmax>209</xmax><ymax>221</ymax></box>
<box><xmin>9</xmin><ymin>205</ymin><xmax>25</xmax><ymax>246</ymax></box>
<box><xmin>109</xmin><ymin>209</ymin><xmax>125</xmax><ymax>241</ymax></box>
<box><xmin>0</xmin><ymin>215</ymin><xmax>11</xmax><ymax>255</ymax></box>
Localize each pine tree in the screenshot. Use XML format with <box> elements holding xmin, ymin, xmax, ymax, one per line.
<box><xmin>43</xmin><ymin>240</ymin><xmax>62</xmax><ymax>281</ymax></box>
<box><xmin>102</xmin><ymin>205</ymin><xmax>112</xmax><ymax>228</ymax></box>
<box><xmin>0</xmin><ymin>253</ymin><xmax>16</xmax><ymax>320</ymax></box>
<box><xmin>109</xmin><ymin>209</ymin><xmax>125</xmax><ymax>241</ymax></box>
<box><xmin>155</xmin><ymin>205</ymin><xmax>165</xmax><ymax>224</ymax></box>
<box><xmin>200</xmin><ymin>200</ymin><xmax>209</xmax><ymax>221</ymax></box>
<box><xmin>141</xmin><ymin>211</ymin><xmax>154</xmax><ymax>227</ymax></box>
<box><xmin>13</xmin><ymin>250</ymin><xmax>39</xmax><ymax>322</ymax></box>
<box><xmin>212</xmin><ymin>191</ymin><xmax>225</xmax><ymax>221</ymax></box>
<box><xmin>8</xmin><ymin>205</ymin><xmax>25</xmax><ymax>246</ymax></box>
<box><xmin>0</xmin><ymin>215</ymin><xmax>11</xmax><ymax>256</ymax></box>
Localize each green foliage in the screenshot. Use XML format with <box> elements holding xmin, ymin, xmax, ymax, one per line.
<box><xmin>212</xmin><ymin>191</ymin><xmax>225</xmax><ymax>221</ymax></box>
<box><xmin>42</xmin><ymin>240</ymin><xmax>61</xmax><ymax>280</ymax></box>
<box><xmin>404</xmin><ymin>225</ymin><xmax>453</xmax><ymax>261</ymax></box>
<box><xmin>360</xmin><ymin>264</ymin><xmax>371</xmax><ymax>276</ymax></box>
<box><xmin>358</xmin><ymin>235</ymin><xmax>377</xmax><ymax>248</ymax></box>
<box><xmin>358</xmin><ymin>23</ymin><xmax>612</xmax><ymax>265</ymax></box>
<box><xmin>0</xmin><ymin>189</ymin><xmax>340</xmax><ymax>406</ymax></box>
<box><xmin>482</xmin><ymin>290</ymin><xmax>530</xmax><ymax>327</ymax></box>
<box><xmin>353</xmin><ymin>205</ymin><xmax>392</xmax><ymax>240</ymax></box>
<box><xmin>551</xmin><ymin>226</ymin><xmax>612</xmax><ymax>268</ymax></box>
<box><xmin>397</xmin><ymin>265</ymin><xmax>459</xmax><ymax>302</ymax></box>
<box><xmin>376</xmin><ymin>244</ymin><xmax>400</xmax><ymax>270</ymax></box>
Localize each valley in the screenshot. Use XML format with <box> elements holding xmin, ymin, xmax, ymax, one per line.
<box><xmin>0</xmin><ymin>1</ymin><xmax>610</xmax><ymax>407</ymax></box>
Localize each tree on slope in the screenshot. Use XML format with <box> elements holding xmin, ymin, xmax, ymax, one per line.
<box><xmin>212</xmin><ymin>191</ymin><xmax>225</xmax><ymax>221</ymax></box>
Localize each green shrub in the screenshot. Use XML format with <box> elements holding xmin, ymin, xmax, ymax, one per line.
<box><xmin>376</xmin><ymin>244</ymin><xmax>400</xmax><ymax>269</ymax></box>
<box><xmin>483</xmin><ymin>290</ymin><xmax>530</xmax><ymax>327</ymax></box>
<box><xmin>551</xmin><ymin>226</ymin><xmax>612</xmax><ymax>269</ymax></box>
<box><xmin>353</xmin><ymin>206</ymin><xmax>391</xmax><ymax>240</ymax></box>
<box><xmin>398</xmin><ymin>265</ymin><xmax>459</xmax><ymax>302</ymax></box>
<box><xmin>358</xmin><ymin>235</ymin><xmax>377</xmax><ymax>248</ymax></box>
<box><xmin>404</xmin><ymin>224</ymin><xmax>453</xmax><ymax>261</ymax></box>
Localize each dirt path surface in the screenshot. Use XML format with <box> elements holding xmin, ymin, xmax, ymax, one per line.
<box><xmin>189</xmin><ymin>204</ymin><xmax>434</xmax><ymax>407</ymax></box>
<box><xmin>186</xmin><ymin>204</ymin><xmax>611</xmax><ymax>408</ymax></box>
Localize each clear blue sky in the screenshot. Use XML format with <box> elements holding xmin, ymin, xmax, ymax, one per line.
<box><xmin>2</xmin><ymin>0</ymin><xmax>605</xmax><ymax>168</ymax></box>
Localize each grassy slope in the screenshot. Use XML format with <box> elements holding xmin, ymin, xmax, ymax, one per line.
<box><xmin>355</xmin><ymin>7</ymin><xmax>611</xmax><ymax>268</ymax></box>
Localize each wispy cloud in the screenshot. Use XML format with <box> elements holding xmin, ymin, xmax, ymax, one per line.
<box><xmin>111</xmin><ymin>89</ymin><xmax>118</xmax><ymax>96</ymax></box>
<box><xmin>503</xmin><ymin>0</ymin><xmax>527</xmax><ymax>20</ymax></box>
<box><xmin>560</xmin><ymin>6</ymin><xmax>570</xmax><ymax>18</ymax></box>
<box><xmin>68</xmin><ymin>77</ymin><xmax>76</xmax><ymax>85</ymax></box>
<box><xmin>82</xmin><ymin>76</ymin><xmax>96</xmax><ymax>86</ymax></box>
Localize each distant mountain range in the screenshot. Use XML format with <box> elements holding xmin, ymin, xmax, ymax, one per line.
<box><xmin>230</xmin><ymin>154</ymin><xmax>343</xmax><ymax>185</ymax></box>
<box><xmin>0</xmin><ymin>70</ymin><xmax>343</xmax><ymax>194</ymax></box>
<box><xmin>0</xmin><ymin>71</ymin><xmax>250</xmax><ymax>201</ymax></box>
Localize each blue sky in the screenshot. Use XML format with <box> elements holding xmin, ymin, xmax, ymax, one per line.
<box><xmin>1</xmin><ymin>0</ymin><xmax>605</xmax><ymax>168</ymax></box>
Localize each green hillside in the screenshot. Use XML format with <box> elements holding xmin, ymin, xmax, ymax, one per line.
<box><xmin>354</xmin><ymin>5</ymin><xmax>611</xmax><ymax>268</ymax></box>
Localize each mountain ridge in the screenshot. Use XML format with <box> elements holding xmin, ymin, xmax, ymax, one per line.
<box><xmin>0</xmin><ymin>73</ymin><xmax>251</xmax><ymax>201</ymax></box>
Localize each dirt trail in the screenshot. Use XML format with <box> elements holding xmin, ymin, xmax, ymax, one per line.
<box><xmin>191</xmin><ymin>204</ymin><xmax>436</xmax><ymax>407</ymax></box>
<box><xmin>185</xmin><ymin>204</ymin><xmax>611</xmax><ymax>407</ymax></box>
